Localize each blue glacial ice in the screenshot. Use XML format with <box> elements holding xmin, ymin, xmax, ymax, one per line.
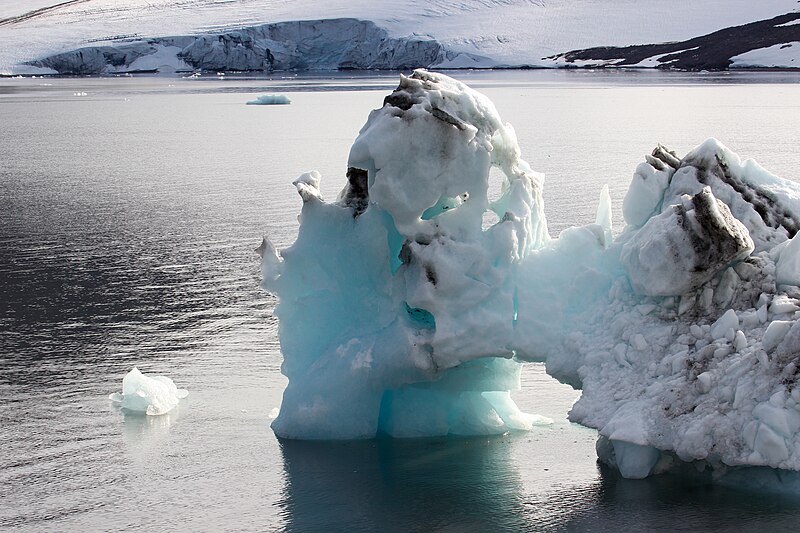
<box><xmin>262</xmin><ymin>70</ymin><xmax>800</xmax><ymax>482</ymax></box>
<box><xmin>109</xmin><ymin>367</ymin><xmax>189</xmax><ymax>416</ymax></box>
<box><xmin>246</xmin><ymin>94</ymin><xmax>291</xmax><ymax>105</ymax></box>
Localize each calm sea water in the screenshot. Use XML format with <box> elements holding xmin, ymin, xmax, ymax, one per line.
<box><xmin>2</xmin><ymin>70</ymin><xmax>800</xmax><ymax>531</ymax></box>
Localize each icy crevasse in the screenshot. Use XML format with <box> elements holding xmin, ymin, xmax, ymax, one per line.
<box><xmin>262</xmin><ymin>70</ymin><xmax>800</xmax><ymax>483</ymax></box>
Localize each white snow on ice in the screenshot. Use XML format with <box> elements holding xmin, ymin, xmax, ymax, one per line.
<box><xmin>731</xmin><ymin>41</ymin><xmax>800</xmax><ymax>68</ymax></box>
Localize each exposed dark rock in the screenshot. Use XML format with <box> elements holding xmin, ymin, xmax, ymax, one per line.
<box><xmin>383</xmin><ymin>91</ymin><xmax>420</xmax><ymax>111</ymax></box>
<box><xmin>424</xmin><ymin>264</ymin><xmax>437</xmax><ymax>285</ymax></box>
<box><xmin>0</xmin><ymin>0</ymin><xmax>90</xmax><ymax>27</ymax></box>
<box><xmin>431</xmin><ymin>107</ymin><xmax>467</xmax><ymax>130</ymax></box>
<box><xmin>337</xmin><ymin>167</ymin><xmax>370</xmax><ymax>217</ymax></box>
<box><xmin>399</xmin><ymin>241</ymin><xmax>413</xmax><ymax>265</ymax></box>
<box><xmin>651</xmin><ymin>145</ymin><xmax>682</xmax><ymax>169</ymax></box>
<box><xmin>547</xmin><ymin>12</ymin><xmax>800</xmax><ymax>70</ymax></box>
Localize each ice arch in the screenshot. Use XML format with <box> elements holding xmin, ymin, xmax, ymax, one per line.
<box><xmin>262</xmin><ymin>71</ymin><xmax>800</xmax><ymax>482</ymax></box>
<box><xmin>263</xmin><ymin>70</ymin><xmax>549</xmax><ymax>439</ymax></box>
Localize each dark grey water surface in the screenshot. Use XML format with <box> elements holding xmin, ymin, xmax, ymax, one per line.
<box><xmin>2</xmin><ymin>70</ymin><xmax>800</xmax><ymax>531</ymax></box>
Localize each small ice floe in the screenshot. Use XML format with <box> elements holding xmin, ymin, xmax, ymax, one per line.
<box><xmin>109</xmin><ymin>367</ymin><xmax>188</xmax><ymax>416</ymax></box>
<box><xmin>246</xmin><ymin>94</ymin><xmax>291</xmax><ymax>105</ymax></box>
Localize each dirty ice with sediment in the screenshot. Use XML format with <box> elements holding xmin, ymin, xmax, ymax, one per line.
<box><xmin>261</xmin><ymin>70</ymin><xmax>800</xmax><ymax>490</ymax></box>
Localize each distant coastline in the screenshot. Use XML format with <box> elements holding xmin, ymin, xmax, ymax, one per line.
<box><xmin>3</xmin><ymin>11</ymin><xmax>800</xmax><ymax>76</ymax></box>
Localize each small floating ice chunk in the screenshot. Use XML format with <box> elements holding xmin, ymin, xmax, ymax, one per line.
<box><xmin>109</xmin><ymin>367</ymin><xmax>188</xmax><ymax>416</ymax></box>
<box><xmin>246</xmin><ymin>94</ymin><xmax>291</xmax><ymax>105</ymax></box>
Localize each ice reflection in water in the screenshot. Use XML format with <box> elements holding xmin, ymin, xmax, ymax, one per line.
<box><xmin>278</xmin><ymin>436</ymin><xmax>530</xmax><ymax>531</ymax></box>
<box><xmin>120</xmin><ymin>407</ymin><xmax>180</xmax><ymax>448</ymax></box>
<box><xmin>277</xmin><ymin>436</ymin><xmax>800</xmax><ymax>532</ymax></box>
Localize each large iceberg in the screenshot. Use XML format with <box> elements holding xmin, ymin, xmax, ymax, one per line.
<box><xmin>262</xmin><ymin>70</ymin><xmax>800</xmax><ymax>482</ymax></box>
<box><xmin>263</xmin><ymin>70</ymin><xmax>547</xmax><ymax>439</ymax></box>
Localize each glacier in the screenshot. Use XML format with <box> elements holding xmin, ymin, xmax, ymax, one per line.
<box><xmin>25</xmin><ymin>19</ymin><xmax>473</xmax><ymax>75</ymax></box>
<box><xmin>262</xmin><ymin>70</ymin><xmax>800</xmax><ymax>483</ymax></box>
<box><xmin>1</xmin><ymin>1</ymin><xmax>799</xmax><ymax>74</ymax></box>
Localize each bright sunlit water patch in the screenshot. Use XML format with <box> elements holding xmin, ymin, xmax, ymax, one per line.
<box><xmin>1</xmin><ymin>70</ymin><xmax>800</xmax><ymax>530</ymax></box>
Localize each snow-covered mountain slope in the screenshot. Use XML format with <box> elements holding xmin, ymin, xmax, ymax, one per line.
<box><xmin>1</xmin><ymin>0</ymin><xmax>799</xmax><ymax>73</ymax></box>
<box><xmin>547</xmin><ymin>12</ymin><xmax>800</xmax><ymax>69</ymax></box>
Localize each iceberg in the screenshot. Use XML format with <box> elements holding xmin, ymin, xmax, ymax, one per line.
<box><xmin>262</xmin><ymin>70</ymin><xmax>800</xmax><ymax>483</ymax></box>
<box><xmin>247</xmin><ymin>94</ymin><xmax>291</xmax><ymax>105</ymax></box>
<box><xmin>109</xmin><ymin>367</ymin><xmax>189</xmax><ymax>416</ymax></box>
<box><xmin>264</xmin><ymin>70</ymin><xmax>547</xmax><ymax>440</ymax></box>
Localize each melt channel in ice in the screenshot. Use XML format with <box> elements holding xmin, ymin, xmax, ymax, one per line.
<box><xmin>262</xmin><ymin>70</ymin><xmax>800</xmax><ymax>486</ymax></box>
<box><xmin>109</xmin><ymin>367</ymin><xmax>189</xmax><ymax>416</ymax></box>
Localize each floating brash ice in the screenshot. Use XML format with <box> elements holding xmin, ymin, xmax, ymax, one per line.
<box><xmin>262</xmin><ymin>70</ymin><xmax>800</xmax><ymax>487</ymax></box>
<box><xmin>246</xmin><ymin>94</ymin><xmax>291</xmax><ymax>105</ymax></box>
<box><xmin>109</xmin><ymin>367</ymin><xmax>189</xmax><ymax>416</ymax></box>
